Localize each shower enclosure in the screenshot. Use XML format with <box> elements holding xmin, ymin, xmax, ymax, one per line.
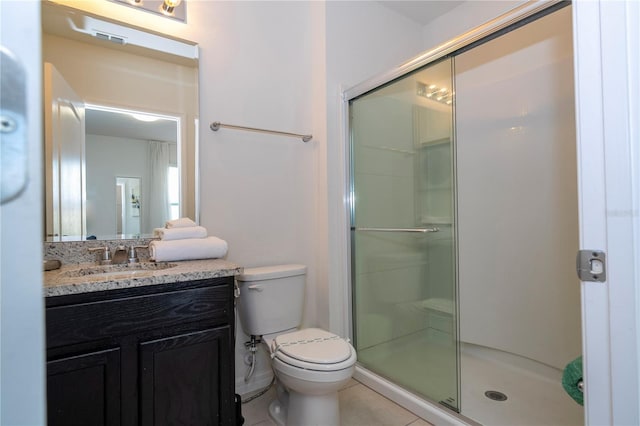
<box><xmin>348</xmin><ymin>4</ymin><xmax>583</xmax><ymax>425</ymax></box>
<box><xmin>350</xmin><ymin>58</ymin><xmax>458</xmax><ymax>410</ymax></box>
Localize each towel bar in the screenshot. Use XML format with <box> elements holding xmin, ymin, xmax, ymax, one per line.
<box><xmin>210</xmin><ymin>121</ymin><xmax>312</xmax><ymax>143</ymax></box>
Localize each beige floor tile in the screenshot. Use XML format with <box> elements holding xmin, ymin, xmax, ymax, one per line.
<box><xmin>339</xmin><ymin>383</ymin><xmax>419</xmax><ymax>426</ymax></box>
<box><xmin>241</xmin><ymin>381</ymin><xmax>429</xmax><ymax>426</ymax></box>
<box><xmin>407</xmin><ymin>418</ymin><xmax>434</xmax><ymax>426</ymax></box>
<box><xmin>241</xmin><ymin>386</ymin><xmax>278</xmax><ymax>426</ymax></box>
<box><xmin>340</xmin><ymin>378</ymin><xmax>360</xmax><ymax>391</ymax></box>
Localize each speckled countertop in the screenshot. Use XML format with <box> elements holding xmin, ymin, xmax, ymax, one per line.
<box><xmin>44</xmin><ymin>258</ymin><xmax>243</xmax><ymax>297</ymax></box>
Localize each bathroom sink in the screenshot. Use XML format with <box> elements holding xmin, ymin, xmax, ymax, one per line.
<box><xmin>59</xmin><ymin>262</ymin><xmax>177</xmax><ymax>279</ymax></box>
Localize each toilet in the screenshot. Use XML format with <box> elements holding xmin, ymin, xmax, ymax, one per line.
<box><xmin>236</xmin><ymin>264</ymin><xmax>357</xmax><ymax>426</ymax></box>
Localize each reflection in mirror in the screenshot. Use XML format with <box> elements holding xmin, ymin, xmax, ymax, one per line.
<box><xmin>116</xmin><ymin>176</ymin><xmax>141</xmax><ymax>236</ymax></box>
<box><xmin>84</xmin><ymin>106</ymin><xmax>179</xmax><ymax>239</ymax></box>
<box><xmin>42</xmin><ymin>2</ymin><xmax>199</xmax><ymax>241</ymax></box>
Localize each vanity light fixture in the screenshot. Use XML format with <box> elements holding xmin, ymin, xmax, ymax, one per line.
<box><xmin>417</xmin><ymin>82</ymin><xmax>454</xmax><ymax>106</ymax></box>
<box><xmin>162</xmin><ymin>0</ymin><xmax>182</xmax><ymax>15</ymax></box>
<box><xmin>109</xmin><ymin>0</ymin><xmax>186</xmax><ymax>22</ymax></box>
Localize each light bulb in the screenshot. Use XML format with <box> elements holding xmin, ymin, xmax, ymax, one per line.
<box><xmin>162</xmin><ymin>0</ymin><xmax>182</xmax><ymax>14</ymax></box>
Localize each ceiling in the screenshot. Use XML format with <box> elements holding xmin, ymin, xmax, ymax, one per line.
<box><xmin>86</xmin><ymin>108</ymin><xmax>178</xmax><ymax>143</ymax></box>
<box><xmin>378</xmin><ymin>1</ymin><xmax>464</xmax><ymax>25</ymax></box>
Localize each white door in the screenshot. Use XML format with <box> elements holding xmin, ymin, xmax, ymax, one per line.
<box><xmin>0</xmin><ymin>1</ymin><xmax>46</xmax><ymax>425</ymax></box>
<box><xmin>573</xmin><ymin>1</ymin><xmax>640</xmax><ymax>425</ymax></box>
<box><xmin>44</xmin><ymin>63</ymin><xmax>86</xmax><ymax>240</ymax></box>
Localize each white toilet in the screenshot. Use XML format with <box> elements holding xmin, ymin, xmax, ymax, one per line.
<box><xmin>236</xmin><ymin>264</ymin><xmax>357</xmax><ymax>426</ymax></box>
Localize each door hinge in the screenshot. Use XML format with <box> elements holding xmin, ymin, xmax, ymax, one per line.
<box><xmin>1</xmin><ymin>47</ymin><xmax>28</xmax><ymax>204</ymax></box>
<box><xmin>576</xmin><ymin>250</ymin><xmax>606</xmax><ymax>282</ymax></box>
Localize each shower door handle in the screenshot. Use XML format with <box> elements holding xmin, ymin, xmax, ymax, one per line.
<box><xmin>353</xmin><ymin>227</ymin><xmax>440</xmax><ymax>233</ymax></box>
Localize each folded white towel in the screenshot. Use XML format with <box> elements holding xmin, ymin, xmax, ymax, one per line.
<box><xmin>165</xmin><ymin>217</ymin><xmax>197</xmax><ymax>228</ymax></box>
<box><xmin>153</xmin><ymin>226</ymin><xmax>208</xmax><ymax>241</ymax></box>
<box><xmin>149</xmin><ymin>236</ymin><xmax>228</xmax><ymax>262</ymax></box>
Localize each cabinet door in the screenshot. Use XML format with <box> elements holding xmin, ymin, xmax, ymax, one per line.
<box><xmin>47</xmin><ymin>347</ymin><xmax>121</xmax><ymax>426</ymax></box>
<box><xmin>139</xmin><ymin>326</ymin><xmax>233</xmax><ymax>426</ymax></box>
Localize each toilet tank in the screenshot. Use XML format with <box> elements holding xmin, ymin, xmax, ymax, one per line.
<box><xmin>236</xmin><ymin>264</ymin><xmax>307</xmax><ymax>336</ymax></box>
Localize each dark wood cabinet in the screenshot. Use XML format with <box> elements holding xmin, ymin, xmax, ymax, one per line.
<box><xmin>47</xmin><ymin>347</ymin><xmax>121</xmax><ymax>426</ymax></box>
<box><xmin>139</xmin><ymin>326</ymin><xmax>233</xmax><ymax>426</ymax></box>
<box><xmin>46</xmin><ymin>277</ymin><xmax>236</xmax><ymax>426</ymax></box>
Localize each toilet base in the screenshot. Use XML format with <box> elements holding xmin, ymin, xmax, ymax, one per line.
<box><xmin>268</xmin><ymin>398</ymin><xmax>286</xmax><ymax>426</ymax></box>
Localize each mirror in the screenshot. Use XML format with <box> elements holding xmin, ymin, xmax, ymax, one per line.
<box><xmin>42</xmin><ymin>2</ymin><xmax>199</xmax><ymax>241</ymax></box>
<box><xmin>84</xmin><ymin>105</ymin><xmax>179</xmax><ymax>239</ymax></box>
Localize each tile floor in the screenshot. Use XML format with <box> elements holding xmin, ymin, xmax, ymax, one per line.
<box><xmin>240</xmin><ymin>379</ymin><xmax>433</xmax><ymax>426</ymax></box>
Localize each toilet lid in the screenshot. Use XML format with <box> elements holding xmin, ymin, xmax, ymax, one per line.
<box><xmin>273</xmin><ymin>328</ymin><xmax>352</xmax><ymax>364</ymax></box>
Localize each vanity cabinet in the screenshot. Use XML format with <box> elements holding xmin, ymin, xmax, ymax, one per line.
<box><xmin>46</xmin><ymin>277</ymin><xmax>236</xmax><ymax>426</ymax></box>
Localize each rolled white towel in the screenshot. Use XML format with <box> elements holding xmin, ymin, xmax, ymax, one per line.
<box><xmin>149</xmin><ymin>236</ymin><xmax>228</xmax><ymax>262</ymax></box>
<box><xmin>165</xmin><ymin>217</ymin><xmax>197</xmax><ymax>228</ymax></box>
<box><xmin>153</xmin><ymin>226</ymin><xmax>208</xmax><ymax>241</ymax></box>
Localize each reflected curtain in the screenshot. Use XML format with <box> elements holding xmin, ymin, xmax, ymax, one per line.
<box><xmin>147</xmin><ymin>141</ymin><xmax>170</xmax><ymax>232</ymax></box>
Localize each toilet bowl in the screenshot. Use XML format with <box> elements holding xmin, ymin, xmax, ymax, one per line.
<box><xmin>236</xmin><ymin>265</ymin><xmax>357</xmax><ymax>426</ymax></box>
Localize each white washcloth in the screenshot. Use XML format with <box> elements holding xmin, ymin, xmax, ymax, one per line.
<box><xmin>149</xmin><ymin>236</ymin><xmax>228</xmax><ymax>262</ymax></box>
<box><xmin>165</xmin><ymin>217</ymin><xmax>197</xmax><ymax>228</ymax></box>
<box><xmin>153</xmin><ymin>226</ymin><xmax>208</xmax><ymax>241</ymax></box>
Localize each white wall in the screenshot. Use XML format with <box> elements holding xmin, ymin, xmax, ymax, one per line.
<box><xmin>455</xmin><ymin>6</ymin><xmax>581</xmax><ymax>369</ymax></box>
<box><xmin>421</xmin><ymin>1</ymin><xmax>526</xmax><ymax>49</ymax></box>
<box><xmin>194</xmin><ymin>1</ymin><xmax>319</xmax><ymax>392</ymax></box>
<box><xmin>85</xmin><ymin>135</ymin><xmax>147</xmax><ymax>237</ymax></box>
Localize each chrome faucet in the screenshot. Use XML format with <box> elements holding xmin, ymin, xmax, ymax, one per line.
<box><xmin>127</xmin><ymin>245</ymin><xmax>149</xmax><ymax>263</ymax></box>
<box><xmin>88</xmin><ymin>246</ymin><xmax>112</xmax><ymax>265</ymax></box>
<box><xmin>88</xmin><ymin>244</ymin><xmax>149</xmax><ymax>265</ymax></box>
<box><xmin>112</xmin><ymin>246</ymin><xmax>128</xmax><ymax>264</ymax></box>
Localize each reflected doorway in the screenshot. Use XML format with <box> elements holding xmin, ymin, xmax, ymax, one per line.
<box><xmin>116</xmin><ymin>177</ymin><xmax>141</xmax><ymax>237</ymax></box>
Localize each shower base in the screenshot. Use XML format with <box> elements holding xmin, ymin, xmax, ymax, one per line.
<box><xmin>460</xmin><ymin>343</ymin><xmax>584</xmax><ymax>425</ymax></box>
<box><xmin>355</xmin><ymin>331</ymin><xmax>584</xmax><ymax>425</ymax></box>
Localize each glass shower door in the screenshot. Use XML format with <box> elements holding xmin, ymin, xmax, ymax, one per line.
<box><xmin>350</xmin><ymin>58</ymin><xmax>459</xmax><ymax>410</ymax></box>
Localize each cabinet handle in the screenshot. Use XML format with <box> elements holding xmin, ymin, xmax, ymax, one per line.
<box><xmin>247</xmin><ymin>285</ymin><xmax>263</xmax><ymax>292</ymax></box>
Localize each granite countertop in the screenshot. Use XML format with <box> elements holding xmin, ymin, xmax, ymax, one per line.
<box><xmin>44</xmin><ymin>258</ymin><xmax>243</xmax><ymax>297</ymax></box>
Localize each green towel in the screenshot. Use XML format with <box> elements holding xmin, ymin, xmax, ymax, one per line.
<box><xmin>562</xmin><ymin>356</ymin><xmax>584</xmax><ymax>406</ymax></box>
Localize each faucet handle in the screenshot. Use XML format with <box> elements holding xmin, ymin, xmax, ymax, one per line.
<box><xmin>88</xmin><ymin>246</ymin><xmax>112</xmax><ymax>264</ymax></box>
<box><xmin>127</xmin><ymin>245</ymin><xmax>149</xmax><ymax>263</ymax></box>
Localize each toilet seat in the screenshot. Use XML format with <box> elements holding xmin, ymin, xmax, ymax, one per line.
<box><xmin>270</xmin><ymin>328</ymin><xmax>356</xmax><ymax>372</ymax></box>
